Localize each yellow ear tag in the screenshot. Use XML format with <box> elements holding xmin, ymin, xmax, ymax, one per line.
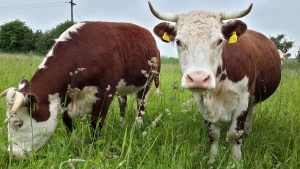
<box><xmin>162</xmin><ymin>32</ymin><xmax>170</xmax><ymax>42</ymax></box>
<box><xmin>229</xmin><ymin>31</ymin><xmax>238</xmax><ymax>44</ymax></box>
<box><xmin>33</xmin><ymin>103</ymin><xmax>38</xmax><ymax>111</ymax></box>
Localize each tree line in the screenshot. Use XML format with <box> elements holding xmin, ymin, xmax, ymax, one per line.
<box><xmin>0</xmin><ymin>19</ymin><xmax>299</xmax><ymax>63</ymax></box>
<box><xmin>0</xmin><ymin>19</ymin><xmax>74</xmax><ymax>55</ymax></box>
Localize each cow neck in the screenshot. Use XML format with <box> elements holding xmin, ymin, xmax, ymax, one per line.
<box><xmin>22</xmin><ymin>67</ymin><xmax>71</xmax><ymax>103</ymax></box>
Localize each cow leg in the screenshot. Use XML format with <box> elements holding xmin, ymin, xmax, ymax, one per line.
<box><xmin>135</xmin><ymin>84</ymin><xmax>151</xmax><ymax>124</ymax></box>
<box><xmin>90</xmin><ymin>91</ymin><xmax>115</xmax><ymax>138</ymax></box>
<box><xmin>244</xmin><ymin>104</ymin><xmax>256</xmax><ymax>135</ymax></box>
<box><xmin>118</xmin><ymin>95</ymin><xmax>127</xmax><ymax>126</ymax></box>
<box><xmin>62</xmin><ymin>111</ymin><xmax>74</xmax><ymax>132</ymax></box>
<box><xmin>205</xmin><ymin>120</ymin><xmax>221</xmax><ymax>164</ymax></box>
<box><xmin>227</xmin><ymin>110</ymin><xmax>248</xmax><ymax>160</ymax></box>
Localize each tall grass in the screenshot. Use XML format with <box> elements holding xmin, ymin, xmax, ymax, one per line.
<box><xmin>0</xmin><ymin>54</ymin><xmax>299</xmax><ymax>168</ymax></box>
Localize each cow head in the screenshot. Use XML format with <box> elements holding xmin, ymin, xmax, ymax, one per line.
<box><xmin>0</xmin><ymin>81</ymin><xmax>64</xmax><ymax>159</ymax></box>
<box><xmin>149</xmin><ymin>1</ymin><xmax>251</xmax><ymax>92</ymax></box>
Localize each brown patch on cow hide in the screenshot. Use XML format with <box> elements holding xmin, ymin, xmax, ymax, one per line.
<box><xmin>221</xmin><ymin>20</ymin><xmax>247</xmax><ymax>41</ymax></box>
<box><xmin>154</xmin><ymin>22</ymin><xmax>176</xmax><ymax>42</ymax></box>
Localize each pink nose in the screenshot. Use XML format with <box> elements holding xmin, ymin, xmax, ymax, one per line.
<box><xmin>186</xmin><ymin>72</ymin><xmax>211</xmax><ymax>89</ymax></box>
<box><xmin>8</xmin><ymin>150</ymin><xmax>23</xmax><ymax>159</ymax></box>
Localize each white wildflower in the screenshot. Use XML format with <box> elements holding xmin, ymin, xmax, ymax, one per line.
<box><xmin>148</xmin><ymin>60</ymin><xmax>153</xmax><ymax>66</ymax></box>
<box><xmin>181</xmin><ymin>110</ymin><xmax>189</xmax><ymax>113</ymax></box>
<box><xmin>136</xmin><ymin>116</ymin><xmax>143</xmax><ymax>124</ymax></box>
<box><xmin>151</xmin><ymin>122</ymin><xmax>156</xmax><ymax>128</ymax></box>
<box><xmin>106</xmin><ymin>85</ymin><xmax>111</xmax><ymax>91</ymax></box>
<box><xmin>151</xmin><ymin>70</ymin><xmax>159</xmax><ymax>74</ymax></box>
<box><xmin>154</xmin><ymin>113</ymin><xmax>162</xmax><ymax>123</ymax></box>
<box><xmin>108</xmin><ymin>94</ymin><xmax>112</xmax><ymax>97</ymax></box>
<box><xmin>77</xmin><ymin>68</ymin><xmax>86</xmax><ymax>71</ymax></box>
<box><xmin>141</xmin><ymin>70</ymin><xmax>147</xmax><ymax>74</ymax></box>
<box><xmin>142</xmin><ymin>131</ymin><xmax>148</xmax><ymax>136</ymax></box>
<box><xmin>151</xmin><ymin>57</ymin><xmax>157</xmax><ymax>63</ymax></box>
<box><xmin>69</xmin><ymin>72</ymin><xmax>73</xmax><ymax>76</ymax></box>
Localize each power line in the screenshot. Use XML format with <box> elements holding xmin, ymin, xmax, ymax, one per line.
<box><xmin>0</xmin><ymin>5</ymin><xmax>67</xmax><ymax>10</ymax></box>
<box><xmin>74</xmin><ymin>9</ymin><xmax>82</xmax><ymax>22</ymax></box>
<box><xmin>0</xmin><ymin>2</ymin><xmax>66</xmax><ymax>9</ymax></box>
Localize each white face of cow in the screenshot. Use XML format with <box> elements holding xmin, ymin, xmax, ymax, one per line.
<box><xmin>175</xmin><ymin>11</ymin><xmax>223</xmax><ymax>92</ymax></box>
<box><xmin>3</xmin><ymin>88</ymin><xmax>62</xmax><ymax>159</ymax></box>
<box><xmin>149</xmin><ymin>2</ymin><xmax>252</xmax><ymax>93</ymax></box>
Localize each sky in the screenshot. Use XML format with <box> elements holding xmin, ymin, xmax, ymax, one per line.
<box><xmin>0</xmin><ymin>0</ymin><xmax>299</xmax><ymax>58</ymax></box>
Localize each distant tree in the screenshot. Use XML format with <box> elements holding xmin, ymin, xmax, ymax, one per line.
<box><xmin>35</xmin><ymin>20</ymin><xmax>75</xmax><ymax>55</ymax></box>
<box><xmin>51</xmin><ymin>20</ymin><xmax>75</xmax><ymax>38</ymax></box>
<box><xmin>296</xmin><ymin>49</ymin><xmax>300</xmax><ymax>64</ymax></box>
<box><xmin>269</xmin><ymin>34</ymin><xmax>294</xmax><ymax>53</ymax></box>
<box><xmin>0</xmin><ymin>19</ymin><xmax>34</xmax><ymax>52</ymax></box>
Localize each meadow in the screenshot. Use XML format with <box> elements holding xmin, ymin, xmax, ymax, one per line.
<box><xmin>0</xmin><ymin>53</ymin><xmax>299</xmax><ymax>169</ymax></box>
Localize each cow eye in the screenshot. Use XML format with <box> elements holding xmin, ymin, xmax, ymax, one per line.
<box><xmin>217</xmin><ymin>38</ymin><xmax>224</xmax><ymax>45</ymax></box>
<box><xmin>176</xmin><ymin>40</ymin><xmax>182</xmax><ymax>47</ymax></box>
<box><xmin>14</xmin><ymin>121</ymin><xmax>23</xmax><ymax>128</ymax></box>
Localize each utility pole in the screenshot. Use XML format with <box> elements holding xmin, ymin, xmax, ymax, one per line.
<box><xmin>69</xmin><ymin>0</ymin><xmax>76</xmax><ymax>22</ymax></box>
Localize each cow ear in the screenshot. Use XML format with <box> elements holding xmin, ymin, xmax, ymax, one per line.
<box><xmin>153</xmin><ymin>22</ymin><xmax>176</xmax><ymax>43</ymax></box>
<box><xmin>221</xmin><ymin>20</ymin><xmax>247</xmax><ymax>43</ymax></box>
<box><xmin>18</xmin><ymin>79</ymin><xmax>29</xmax><ymax>89</ymax></box>
<box><xmin>24</xmin><ymin>93</ymin><xmax>39</xmax><ymax>113</ymax></box>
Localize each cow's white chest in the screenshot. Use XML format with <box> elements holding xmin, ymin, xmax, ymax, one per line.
<box><xmin>195</xmin><ymin>76</ymin><xmax>249</xmax><ymax>124</ymax></box>
<box><xmin>116</xmin><ymin>79</ymin><xmax>144</xmax><ymax>96</ymax></box>
<box><xmin>67</xmin><ymin>86</ymin><xmax>98</xmax><ymax>118</ymax></box>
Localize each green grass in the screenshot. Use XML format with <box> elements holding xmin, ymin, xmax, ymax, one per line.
<box><xmin>0</xmin><ymin>53</ymin><xmax>300</xmax><ymax>168</ymax></box>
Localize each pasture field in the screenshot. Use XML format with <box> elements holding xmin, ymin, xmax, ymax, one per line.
<box><xmin>0</xmin><ymin>53</ymin><xmax>299</xmax><ymax>169</ymax></box>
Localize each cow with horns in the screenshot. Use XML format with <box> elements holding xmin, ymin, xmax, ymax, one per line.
<box><xmin>148</xmin><ymin>1</ymin><xmax>281</xmax><ymax>162</ymax></box>
<box><xmin>0</xmin><ymin>21</ymin><xmax>161</xmax><ymax>159</ymax></box>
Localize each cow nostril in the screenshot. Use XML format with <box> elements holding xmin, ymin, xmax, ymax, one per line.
<box><xmin>186</xmin><ymin>74</ymin><xmax>193</xmax><ymax>83</ymax></box>
<box><xmin>204</xmin><ymin>75</ymin><xmax>210</xmax><ymax>83</ymax></box>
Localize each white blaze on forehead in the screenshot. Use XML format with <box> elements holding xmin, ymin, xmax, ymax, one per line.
<box><xmin>6</xmin><ymin>93</ymin><xmax>62</xmax><ymax>157</ymax></box>
<box><xmin>116</xmin><ymin>79</ymin><xmax>144</xmax><ymax>96</ymax></box>
<box><xmin>38</xmin><ymin>22</ymin><xmax>86</xmax><ymax>69</ymax></box>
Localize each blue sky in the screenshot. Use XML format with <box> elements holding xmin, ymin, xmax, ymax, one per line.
<box><xmin>0</xmin><ymin>0</ymin><xmax>299</xmax><ymax>57</ymax></box>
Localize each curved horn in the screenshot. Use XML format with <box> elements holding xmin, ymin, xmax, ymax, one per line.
<box><xmin>0</xmin><ymin>88</ymin><xmax>14</xmax><ymax>98</ymax></box>
<box><xmin>148</xmin><ymin>1</ymin><xmax>178</xmax><ymax>22</ymax></box>
<box><xmin>11</xmin><ymin>92</ymin><xmax>25</xmax><ymax>114</ymax></box>
<box><xmin>220</xmin><ymin>4</ymin><xmax>253</xmax><ymax>20</ymax></box>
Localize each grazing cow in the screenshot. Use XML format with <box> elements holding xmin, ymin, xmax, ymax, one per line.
<box><xmin>148</xmin><ymin>1</ymin><xmax>281</xmax><ymax>162</ymax></box>
<box><xmin>0</xmin><ymin>21</ymin><xmax>161</xmax><ymax>159</ymax></box>
<box><xmin>278</xmin><ymin>49</ymin><xmax>291</xmax><ymax>65</ymax></box>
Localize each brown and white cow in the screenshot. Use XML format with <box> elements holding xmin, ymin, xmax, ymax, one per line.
<box><xmin>278</xmin><ymin>49</ymin><xmax>291</xmax><ymax>65</ymax></box>
<box><xmin>0</xmin><ymin>21</ymin><xmax>160</xmax><ymax>159</ymax></box>
<box><xmin>148</xmin><ymin>2</ymin><xmax>281</xmax><ymax>162</ymax></box>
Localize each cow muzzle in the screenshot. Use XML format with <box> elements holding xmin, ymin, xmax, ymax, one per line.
<box><xmin>184</xmin><ymin>71</ymin><xmax>213</xmax><ymax>92</ymax></box>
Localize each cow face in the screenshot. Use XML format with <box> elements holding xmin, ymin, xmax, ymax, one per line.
<box><xmin>149</xmin><ymin>2</ymin><xmax>251</xmax><ymax>92</ymax></box>
<box><xmin>1</xmin><ymin>87</ymin><xmax>63</xmax><ymax>159</ymax></box>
